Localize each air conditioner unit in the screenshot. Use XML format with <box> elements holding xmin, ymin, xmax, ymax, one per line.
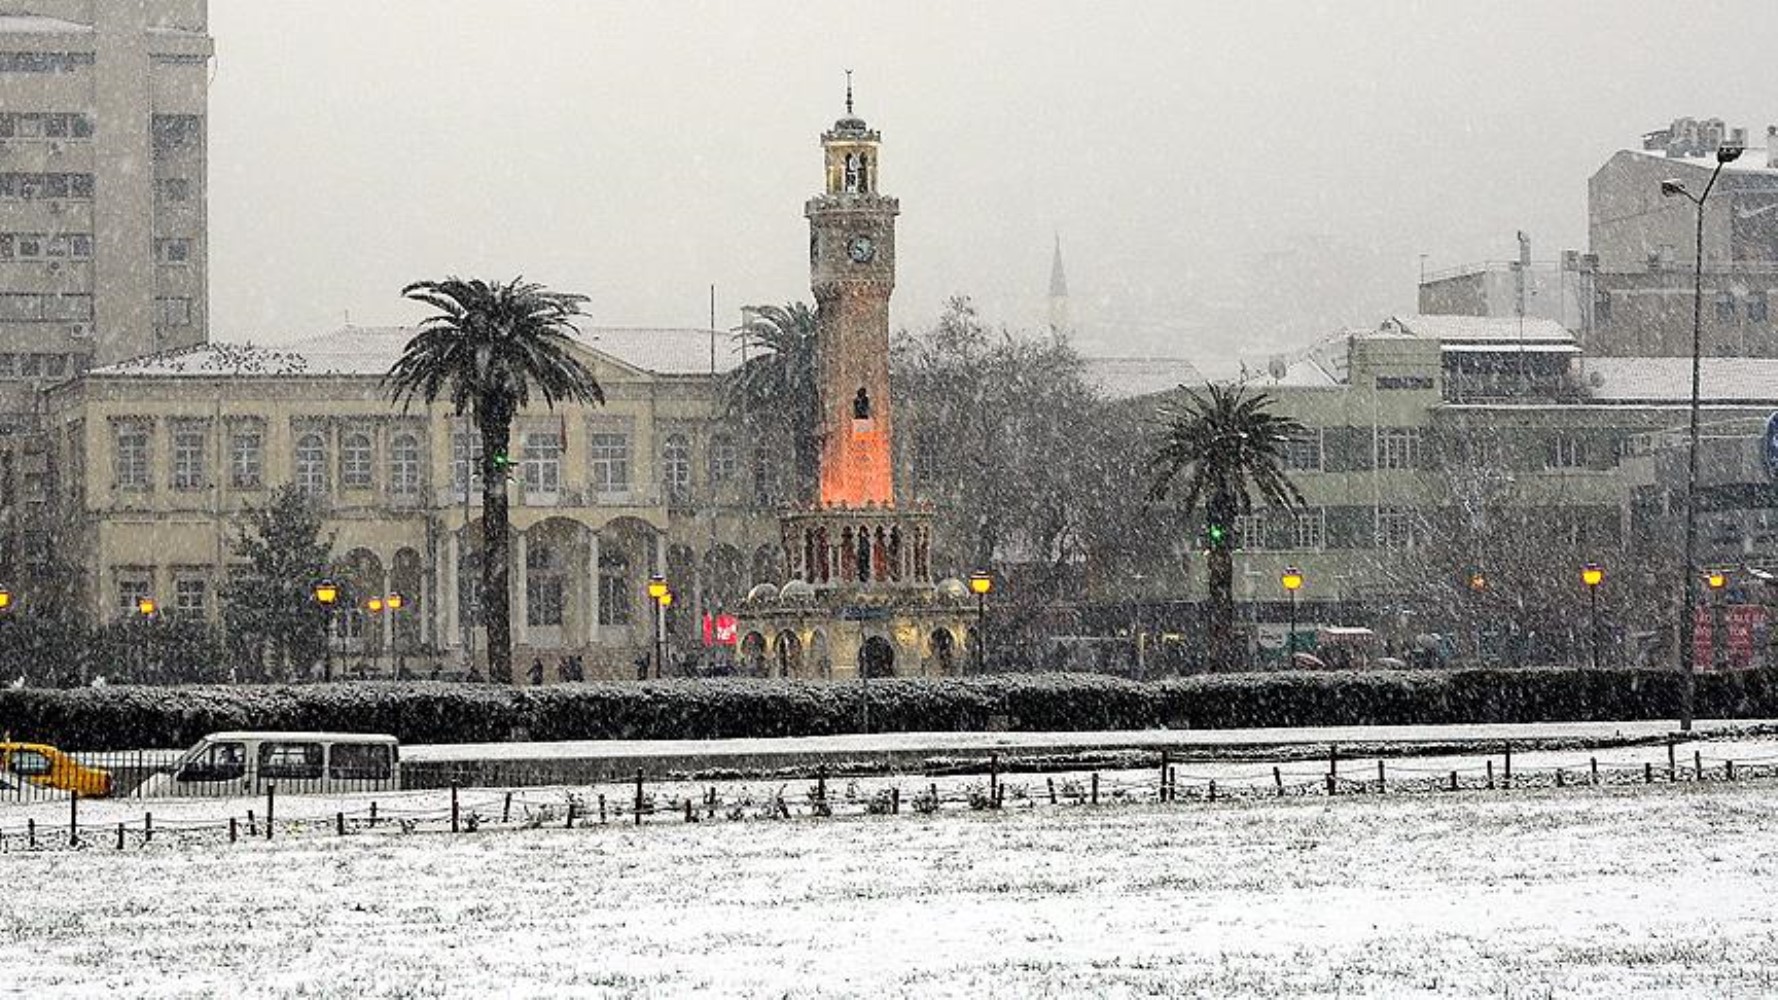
<box><xmin>48</xmin><ymin>141</ymin><xmax>62</xmax><ymax>156</ymax></box>
<box><xmin>48</xmin><ymin>200</ymin><xmax>64</xmax><ymax>215</ymax></box>
<box><xmin>66</xmin><ymin>323</ymin><xmax>91</xmax><ymax>339</ymax></box>
<box><xmin>45</xmin><ymin>261</ymin><xmax>61</xmax><ymax>274</ymax></box>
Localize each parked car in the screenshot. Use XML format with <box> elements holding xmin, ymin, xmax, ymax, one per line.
<box><xmin>135</xmin><ymin>732</ymin><xmax>401</xmax><ymax>798</ymax></box>
<box><xmin>0</xmin><ymin>741</ymin><xmax>114</xmax><ymax>798</ymax></box>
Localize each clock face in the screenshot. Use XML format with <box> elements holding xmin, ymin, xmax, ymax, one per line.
<box><xmin>847</xmin><ymin>234</ymin><xmax>876</xmax><ymax>263</ymax></box>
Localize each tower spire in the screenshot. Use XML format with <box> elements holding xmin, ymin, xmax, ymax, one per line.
<box><xmin>844</xmin><ymin>69</ymin><xmax>854</xmax><ymax>115</ymax></box>
<box><xmin>1049</xmin><ymin>231</ymin><xmax>1071</xmax><ymax>338</ymax></box>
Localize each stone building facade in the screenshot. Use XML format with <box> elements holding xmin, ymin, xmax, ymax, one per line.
<box><xmin>41</xmin><ymin>326</ymin><xmax>790</xmax><ymax>679</ymax></box>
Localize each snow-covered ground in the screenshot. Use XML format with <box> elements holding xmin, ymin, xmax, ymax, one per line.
<box><xmin>3</xmin><ymin>767</ymin><xmax>1778</xmax><ymax>996</ymax></box>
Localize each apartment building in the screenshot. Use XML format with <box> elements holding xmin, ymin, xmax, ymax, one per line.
<box><xmin>0</xmin><ymin>0</ymin><xmax>211</xmax><ymax>425</ymax></box>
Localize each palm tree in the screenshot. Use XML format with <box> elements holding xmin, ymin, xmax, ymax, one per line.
<box><xmin>724</xmin><ymin>303</ymin><xmax>820</xmax><ymax>503</ymax></box>
<box><xmin>384</xmin><ymin>277</ymin><xmax>602</xmax><ymax>683</ymax></box>
<box><xmin>1150</xmin><ymin>382</ymin><xmax>1305</xmax><ymax>670</ymax></box>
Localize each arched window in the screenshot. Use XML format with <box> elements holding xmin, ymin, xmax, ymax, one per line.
<box><xmin>340</xmin><ymin>431</ymin><xmax>373</xmax><ymax>489</ymax></box>
<box><xmin>389</xmin><ymin>433</ymin><xmax>420</xmax><ymax>496</ymax></box>
<box><xmin>663</xmin><ymin>433</ymin><xmax>691</xmax><ymax>499</ymax></box>
<box><xmin>708</xmin><ymin>434</ymin><xmax>737</xmax><ymax>483</ymax></box>
<box><xmin>294</xmin><ymin>432</ymin><xmax>327</xmax><ymax>494</ymax></box>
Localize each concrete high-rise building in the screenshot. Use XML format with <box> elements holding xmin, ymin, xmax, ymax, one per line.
<box><xmin>0</xmin><ymin>1</ymin><xmax>212</xmax><ymax>424</ymax></box>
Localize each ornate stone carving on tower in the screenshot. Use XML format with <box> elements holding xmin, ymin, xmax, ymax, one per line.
<box><xmin>736</xmin><ymin>87</ymin><xmax>969</xmax><ymax>680</ymax></box>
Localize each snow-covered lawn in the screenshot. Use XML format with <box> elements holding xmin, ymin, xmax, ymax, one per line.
<box><xmin>3</xmin><ymin>777</ymin><xmax>1778</xmax><ymax>997</ymax></box>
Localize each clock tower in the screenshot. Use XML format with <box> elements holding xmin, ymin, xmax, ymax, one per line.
<box><xmin>806</xmin><ymin>84</ymin><xmax>899</xmax><ymax>508</ymax></box>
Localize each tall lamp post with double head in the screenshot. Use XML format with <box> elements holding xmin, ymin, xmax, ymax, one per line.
<box><xmin>1581</xmin><ymin>563</ymin><xmax>1604</xmax><ymax>669</ymax></box>
<box><xmin>1281</xmin><ymin>566</ymin><xmax>1303</xmax><ymax>664</ymax></box>
<box><xmin>968</xmin><ymin>570</ymin><xmax>993</xmax><ymax>673</ymax></box>
<box><xmin>313</xmin><ymin>579</ymin><xmax>339</xmax><ymax>683</ymax></box>
<box><xmin>647</xmin><ymin>575</ymin><xmax>669</xmax><ymax>679</ymax></box>
<box><xmin>1660</xmin><ymin>139</ymin><xmax>1743</xmax><ymax>730</ymax></box>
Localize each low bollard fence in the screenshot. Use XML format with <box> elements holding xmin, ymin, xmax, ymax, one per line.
<box><xmin>6</xmin><ymin>739</ymin><xmax>1778</xmax><ymax>855</ymax></box>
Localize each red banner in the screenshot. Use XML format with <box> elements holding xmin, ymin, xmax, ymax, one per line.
<box><xmin>1694</xmin><ymin>605</ymin><xmax>1767</xmax><ymax>670</ymax></box>
<box><xmin>703</xmin><ymin>613</ymin><xmax>739</xmax><ymax>647</ymax></box>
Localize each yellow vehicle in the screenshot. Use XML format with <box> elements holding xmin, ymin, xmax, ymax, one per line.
<box><xmin>0</xmin><ymin>741</ymin><xmax>114</xmax><ymax>798</ymax></box>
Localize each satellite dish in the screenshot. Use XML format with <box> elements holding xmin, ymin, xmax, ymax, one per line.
<box><xmin>1267</xmin><ymin>356</ymin><xmax>1288</xmax><ymax>380</ymax></box>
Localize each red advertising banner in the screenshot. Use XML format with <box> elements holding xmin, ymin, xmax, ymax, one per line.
<box><xmin>1693</xmin><ymin>605</ymin><xmax>1767</xmax><ymax>670</ymax></box>
<box><xmin>703</xmin><ymin>613</ymin><xmax>739</xmax><ymax>647</ymax></box>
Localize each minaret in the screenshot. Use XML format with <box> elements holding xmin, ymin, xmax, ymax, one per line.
<box><xmin>1048</xmin><ymin>232</ymin><xmax>1071</xmax><ymax>339</ymax></box>
<box><xmin>806</xmin><ymin>73</ymin><xmax>900</xmax><ymax>508</ymax></box>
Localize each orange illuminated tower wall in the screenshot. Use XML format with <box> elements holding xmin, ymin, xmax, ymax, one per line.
<box><xmin>816</xmin><ymin>290</ymin><xmax>895</xmax><ymax>507</ymax></box>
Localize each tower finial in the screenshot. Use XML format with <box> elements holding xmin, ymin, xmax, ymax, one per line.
<box><xmin>845</xmin><ymin>69</ymin><xmax>854</xmax><ymax>115</ymax></box>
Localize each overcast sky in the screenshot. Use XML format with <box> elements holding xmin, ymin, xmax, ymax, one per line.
<box><xmin>207</xmin><ymin>1</ymin><xmax>1776</xmax><ymax>370</ymax></box>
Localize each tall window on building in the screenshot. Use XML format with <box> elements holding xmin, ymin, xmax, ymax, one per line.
<box><xmin>1750</xmin><ymin>292</ymin><xmax>1769</xmax><ymax>324</ymax></box>
<box><xmin>523</xmin><ymin>431</ymin><xmax>562</xmax><ymax>496</ymax></box>
<box><xmin>340</xmin><ymin>431</ymin><xmax>373</xmax><ymax>489</ymax></box>
<box><xmin>1716</xmin><ymin>292</ymin><xmax>1737</xmax><ymax>322</ymax></box>
<box><xmin>1375</xmin><ymin>506</ymin><xmax>1421</xmax><ymax>550</ymax></box>
<box><xmin>452</xmin><ymin>432</ymin><xmax>483</xmax><ymax>498</ymax></box>
<box><xmin>389</xmin><ymin>433</ymin><xmax>420</xmax><ymax>496</ymax></box>
<box><xmin>114</xmin><ymin>422</ymin><xmax>149</xmax><ymax>489</ymax></box>
<box><xmin>662</xmin><ymin>434</ymin><xmax>691</xmax><ymax>500</ymax></box>
<box><xmin>1293</xmin><ymin>508</ymin><xmax>1326</xmax><ymax>550</ymax></box>
<box><xmin>589</xmin><ymin>432</ymin><xmax>629</xmax><ymax>495</ymax></box>
<box><xmin>707</xmin><ymin>434</ymin><xmax>737</xmax><ymax>484</ymax></box>
<box><xmin>171</xmin><ymin>424</ymin><xmax>205</xmax><ymax>490</ymax></box>
<box><xmin>1283</xmin><ymin>431</ymin><xmax>1323</xmax><ymax>472</ymax></box>
<box><xmin>1377</xmin><ymin>428</ymin><xmax>1421</xmax><ymax>470</ymax></box>
<box><xmin>526</xmin><ymin>543</ymin><xmax>564</xmax><ymax>628</ymax></box>
<box><xmin>752</xmin><ymin>447</ymin><xmax>777</xmax><ymax>505</ymax></box>
<box><xmin>154</xmin><ymin>296</ymin><xmax>192</xmax><ymax>327</ymax></box>
<box><xmin>116</xmin><ymin>577</ymin><xmax>152</xmax><ymax>619</ymax></box>
<box><xmin>1234</xmin><ymin>513</ymin><xmax>1266</xmax><ymax>550</ymax></box>
<box><xmin>173</xmin><ymin>577</ymin><xmax>207</xmax><ymax>621</ymax></box>
<box><xmin>294</xmin><ymin>432</ymin><xmax>327</xmax><ymax>494</ymax></box>
<box><xmin>1546</xmin><ymin>434</ymin><xmax>1587</xmax><ymax>470</ymax></box>
<box><xmin>598</xmin><ymin>551</ymin><xmax>631</xmax><ymax>626</ymax></box>
<box><xmin>230</xmin><ymin>426</ymin><xmax>263</xmax><ymax>489</ymax></box>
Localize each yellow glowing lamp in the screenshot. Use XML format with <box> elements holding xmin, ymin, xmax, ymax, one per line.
<box><xmin>0</xmin><ymin>589</ymin><xmax>12</xmax><ymax>611</ymax></box>
<box><xmin>647</xmin><ymin>575</ymin><xmax>669</xmax><ymax>601</ymax></box>
<box><xmin>968</xmin><ymin>571</ymin><xmax>993</xmax><ymax>596</ymax></box>
<box><xmin>386</xmin><ymin>593</ymin><xmax>404</xmax><ymax>612</ymax></box>
<box><xmin>1581</xmin><ymin>564</ymin><xmax>1604</xmax><ymax>589</ymax></box>
<box><xmin>313</xmin><ymin>580</ymin><xmax>339</xmax><ymax>606</ymax></box>
<box><xmin>1281</xmin><ymin>567</ymin><xmax>1304</xmax><ymax>592</ymax></box>
<box><xmin>366</xmin><ymin>596</ymin><xmax>385</xmax><ymax>614</ymax></box>
<box><xmin>658</xmin><ymin>590</ymin><xmax>675</xmax><ymax>608</ymax></box>
<box><xmin>1706</xmin><ymin>570</ymin><xmax>1728</xmax><ymax>591</ymax></box>
<box><xmin>136</xmin><ymin>596</ymin><xmax>157</xmax><ymax>616</ymax></box>
<box><xmin>1468</xmin><ymin>572</ymin><xmax>1487</xmax><ymax>592</ymax></box>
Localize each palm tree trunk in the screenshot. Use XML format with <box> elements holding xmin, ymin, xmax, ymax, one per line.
<box><xmin>479</xmin><ymin>413</ymin><xmax>514</xmax><ymax>684</ymax></box>
<box><xmin>1207</xmin><ymin>544</ymin><xmax>1236</xmax><ymax>670</ymax></box>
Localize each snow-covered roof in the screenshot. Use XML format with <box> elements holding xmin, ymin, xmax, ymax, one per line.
<box><xmin>1582</xmin><ymin>357</ymin><xmax>1778</xmax><ymax>403</ymax></box>
<box><xmin>1382</xmin><ymin>314</ymin><xmax>1576</xmax><ymax>345</ymax></box>
<box><xmin>0</xmin><ymin>14</ymin><xmax>91</xmax><ymax>33</ymax></box>
<box><xmin>1080</xmin><ymin>356</ymin><xmax>1205</xmax><ymax>400</ymax></box>
<box><xmin>1619</xmin><ymin>146</ymin><xmax>1778</xmax><ymax>177</ymax></box>
<box><xmin>91</xmin><ymin>324</ymin><xmax>744</xmax><ymax>379</ymax></box>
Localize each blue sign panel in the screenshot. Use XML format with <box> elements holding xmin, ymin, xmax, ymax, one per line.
<box><xmin>1767</xmin><ymin>412</ymin><xmax>1778</xmax><ymax>481</ymax></box>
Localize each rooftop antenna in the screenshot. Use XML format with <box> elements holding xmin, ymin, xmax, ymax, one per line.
<box><xmin>845</xmin><ymin>69</ymin><xmax>854</xmax><ymax>115</ymax></box>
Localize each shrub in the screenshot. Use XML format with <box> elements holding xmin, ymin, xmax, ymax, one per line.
<box><xmin>2</xmin><ymin>668</ymin><xmax>1773</xmax><ymax>751</ymax></box>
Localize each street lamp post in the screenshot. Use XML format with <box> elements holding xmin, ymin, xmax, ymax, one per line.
<box><xmin>386</xmin><ymin>592</ymin><xmax>405</xmax><ymax>677</ymax></box>
<box><xmin>1281</xmin><ymin>566</ymin><xmax>1303</xmax><ymax>665</ymax></box>
<box><xmin>1706</xmin><ymin>569</ymin><xmax>1728</xmax><ymax>671</ymax></box>
<box><xmin>1661</xmin><ymin>140</ymin><xmax>1744</xmax><ymax>731</ymax></box>
<box><xmin>313</xmin><ymin>579</ymin><xmax>339</xmax><ymax>683</ymax></box>
<box><xmin>968</xmin><ymin>570</ymin><xmax>993</xmax><ymax>673</ymax></box>
<box><xmin>1582</xmin><ymin>563</ymin><xmax>1604</xmax><ymax>669</ymax></box>
<box><xmin>647</xmin><ymin>575</ymin><xmax>669</xmax><ymax>679</ymax></box>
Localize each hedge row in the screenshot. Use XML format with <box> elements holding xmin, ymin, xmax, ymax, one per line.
<box><xmin>4</xmin><ymin>668</ymin><xmax>1775</xmax><ymax>751</ymax></box>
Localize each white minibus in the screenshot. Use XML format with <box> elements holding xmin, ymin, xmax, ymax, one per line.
<box><xmin>137</xmin><ymin>731</ymin><xmax>400</xmax><ymax>798</ymax></box>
